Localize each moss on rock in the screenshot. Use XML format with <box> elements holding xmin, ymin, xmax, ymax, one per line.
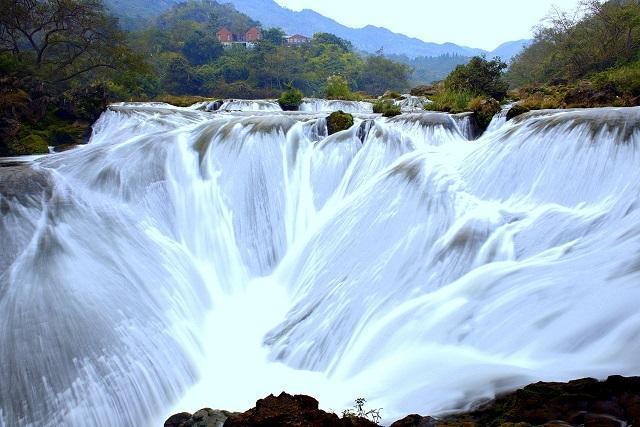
<box><xmin>327</xmin><ymin>110</ymin><xmax>354</xmax><ymax>135</ymax></box>
<box><xmin>506</xmin><ymin>104</ymin><xmax>530</xmax><ymax>121</ymax></box>
<box><xmin>6</xmin><ymin>134</ymin><xmax>49</xmax><ymax>156</ymax></box>
<box><xmin>468</xmin><ymin>96</ymin><xmax>501</xmax><ymax>130</ymax></box>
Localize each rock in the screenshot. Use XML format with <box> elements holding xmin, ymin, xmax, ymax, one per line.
<box><xmin>468</xmin><ymin>97</ymin><xmax>501</xmax><ymax>130</ymax></box>
<box><xmin>164</xmin><ymin>412</ymin><xmax>193</xmax><ymax>427</ymax></box>
<box><xmin>326</xmin><ymin>111</ymin><xmax>354</xmax><ymax>135</ymax></box>
<box><xmin>410</xmin><ymin>85</ymin><xmax>438</xmax><ymax>97</ymax></box>
<box><xmin>562</xmin><ymin>81</ymin><xmax>617</xmax><ymax>108</ymax></box>
<box><xmin>389</xmin><ymin>414</ymin><xmax>439</xmax><ymax>426</ymax></box>
<box><xmin>431</xmin><ymin>376</ymin><xmax>640</xmax><ymax>427</ymax></box>
<box><xmin>506</xmin><ymin>104</ymin><xmax>530</xmax><ymax>121</ymax></box>
<box><xmin>164</xmin><ymin>408</ymin><xmax>237</xmax><ymax>427</ymax></box>
<box><xmin>222</xmin><ymin>392</ymin><xmax>379</xmax><ymax>427</ymax></box>
<box><xmin>382</xmin><ymin>91</ymin><xmax>403</xmax><ymax>100</ymax></box>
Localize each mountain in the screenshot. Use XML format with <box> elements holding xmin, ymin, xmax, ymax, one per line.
<box><xmin>488</xmin><ymin>39</ymin><xmax>533</xmax><ymax>62</ymax></box>
<box><xmin>104</xmin><ymin>0</ymin><xmax>530</xmax><ymax>61</ymax></box>
<box><xmin>221</xmin><ymin>0</ymin><xmax>487</xmax><ymax>58</ymax></box>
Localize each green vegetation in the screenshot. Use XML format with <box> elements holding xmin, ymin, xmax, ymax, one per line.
<box><xmin>373</xmin><ymin>100</ymin><xmax>402</xmax><ymax>117</ymax></box>
<box><xmin>445</xmin><ymin>56</ymin><xmax>508</xmax><ymax>100</ymax></box>
<box><xmin>424</xmin><ymin>89</ymin><xmax>473</xmax><ymax>113</ymax></box>
<box><xmin>129</xmin><ymin>1</ymin><xmax>410</xmax><ymax>99</ymax></box>
<box><xmin>506</xmin><ymin>0</ymin><xmax>640</xmax><ymax>110</ymax></box>
<box><xmin>278</xmin><ymin>85</ymin><xmax>304</xmax><ymax>111</ymax></box>
<box><xmin>509</xmin><ymin>0</ymin><xmax>640</xmax><ymax>87</ymax></box>
<box><xmin>0</xmin><ymin>0</ymin><xmax>412</xmax><ymax>155</ymax></box>
<box><xmin>389</xmin><ymin>53</ymin><xmax>471</xmax><ymax>85</ymax></box>
<box><xmin>467</xmin><ymin>96</ymin><xmax>501</xmax><ymax>129</ymax></box>
<box><xmin>325</xmin><ymin>75</ymin><xmax>356</xmax><ymax>100</ymax></box>
<box><xmin>326</xmin><ymin>111</ymin><xmax>354</xmax><ymax>135</ymax></box>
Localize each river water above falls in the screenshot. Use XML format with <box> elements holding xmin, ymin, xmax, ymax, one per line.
<box><xmin>1</xmin><ymin>102</ymin><xmax>640</xmax><ymax>426</ymax></box>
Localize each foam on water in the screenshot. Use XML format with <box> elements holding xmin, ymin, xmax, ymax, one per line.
<box><xmin>1</xmin><ymin>103</ymin><xmax>640</xmax><ymax>426</ymax></box>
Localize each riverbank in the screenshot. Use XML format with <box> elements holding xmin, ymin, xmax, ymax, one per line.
<box><xmin>165</xmin><ymin>376</ymin><xmax>640</xmax><ymax>427</ymax></box>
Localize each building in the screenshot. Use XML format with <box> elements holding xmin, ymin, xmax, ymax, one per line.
<box><xmin>244</xmin><ymin>27</ymin><xmax>262</xmax><ymax>42</ymax></box>
<box><xmin>286</xmin><ymin>34</ymin><xmax>311</xmax><ymax>45</ymax></box>
<box><xmin>216</xmin><ymin>27</ymin><xmax>234</xmax><ymax>43</ymax></box>
<box><xmin>216</xmin><ymin>27</ymin><xmax>262</xmax><ymax>48</ymax></box>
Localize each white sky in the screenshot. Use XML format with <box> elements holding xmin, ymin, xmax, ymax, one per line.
<box><xmin>274</xmin><ymin>0</ymin><xmax>583</xmax><ymax>50</ymax></box>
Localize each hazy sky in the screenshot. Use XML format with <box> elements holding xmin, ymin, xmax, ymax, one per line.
<box><xmin>274</xmin><ymin>0</ymin><xmax>583</xmax><ymax>50</ymax></box>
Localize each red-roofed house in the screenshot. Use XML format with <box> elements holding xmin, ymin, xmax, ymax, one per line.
<box><xmin>286</xmin><ymin>34</ymin><xmax>311</xmax><ymax>45</ymax></box>
<box><xmin>216</xmin><ymin>27</ymin><xmax>234</xmax><ymax>43</ymax></box>
<box><xmin>244</xmin><ymin>27</ymin><xmax>262</xmax><ymax>42</ymax></box>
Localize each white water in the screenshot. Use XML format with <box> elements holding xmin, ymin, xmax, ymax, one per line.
<box><xmin>300</xmin><ymin>98</ymin><xmax>374</xmax><ymax>114</ymax></box>
<box><xmin>2</xmin><ymin>104</ymin><xmax>640</xmax><ymax>426</ymax></box>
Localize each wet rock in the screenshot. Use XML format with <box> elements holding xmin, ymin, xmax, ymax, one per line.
<box><xmin>414</xmin><ymin>376</ymin><xmax>640</xmax><ymax>427</ymax></box>
<box><xmin>506</xmin><ymin>104</ymin><xmax>530</xmax><ymax>121</ymax></box>
<box><xmin>164</xmin><ymin>408</ymin><xmax>237</xmax><ymax>427</ymax></box>
<box><xmin>222</xmin><ymin>392</ymin><xmax>379</xmax><ymax>427</ymax></box>
<box><xmin>389</xmin><ymin>414</ymin><xmax>439</xmax><ymax>426</ymax></box>
<box><xmin>326</xmin><ymin>110</ymin><xmax>354</xmax><ymax>135</ymax></box>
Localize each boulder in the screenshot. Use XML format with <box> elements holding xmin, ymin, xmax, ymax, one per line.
<box><xmin>389</xmin><ymin>414</ymin><xmax>439</xmax><ymax>427</ymax></box>
<box><xmin>164</xmin><ymin>408</ymin><xmax>237</xmax><ymax>427</ymax></box>
<box><xmin>222</xmin><ymin>392</ymin><xmax>379</xmax><ymax>427</ymax></box>
<box><xmin>327</xmin><ymin>111</ymin><xmax>354</xmax><ymax>135</ymax></box>
<box><xmin>506</xmin><ymin>104</ymin><xmax>530</xmax><ymax>121</ymax></box>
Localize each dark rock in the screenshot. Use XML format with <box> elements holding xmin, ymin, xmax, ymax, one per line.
<box><xmin>164</xmin><ymin>408</ymin><xmax>237</xmax><ymax>427</ymax></box>
<box><xmin>562</xmin><ymin>82</ymin><xmax>618</xmax><ymax>108</ymax></box>
<box><xmin>164</xmin><ymin>412</ymin><xmax>193</xmax><ymax>427</ymax></box>
<box><xmin>506</xmin><ymin>104</ymin><xmax>530</xmax><ymax>121</ymax></box>
<box><xmin>410</xmin><ymin>85</ymin><xmax>438</xmax><ymax>97</ymax></box>
<box><xmin>222</xmin><ymin>392</ymin><xmax>379</xmax><ymax>427</ymax></box>
<box><xmin>389</xmin><ymin>414</ymin><xmax>439</xmax><ymax>427</ymax></box>
<box><xmin>326</xmin><ymin>111</ymin><xmax>354</xmax><ymax>135</ymax></box>
<box><xmin>432</xmin><ymin>376</ymin><xmax>640</xmax><ymax>427</ymax></box>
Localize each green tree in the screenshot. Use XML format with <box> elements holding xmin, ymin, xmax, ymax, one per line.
<box><xmin>445</xmin><ymin>56</ymin><xmax>508</xmax><ymax>100</ymax></box>
<box><xmin>182</xmin><ymin>30</ymin><xmax>224</xmax><ymax>65</ymax></box>
<box><xmin>326</xmin><ymin>75</ymin><xmax>354</xmax><ymax>99</ymax></box>
<box><xmin>262</xmin><ymin>28</ymin><xmax>286</xmax><ymax>45</ymax></box>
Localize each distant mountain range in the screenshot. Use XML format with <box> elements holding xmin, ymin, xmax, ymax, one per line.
<box><xmin>221</xmin><ymin>0</ymin><xmax>530</xmax><ymax>61</ymax></box>
<box><xmin>104</xmin><ymin>0</ymin><xmax>530</xmax><ymax>61</ymax></box>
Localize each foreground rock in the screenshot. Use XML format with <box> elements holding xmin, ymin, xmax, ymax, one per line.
<box><xmin>224</xmin><ymin>393</ymin><xmax>379</xmax><ymax>427</ymax></box>
<box><xmin>391</xmin><ymin>376</ymin><xmax>640</xmax><ymax>427</ymax></box>
<box><xmin>327</xmin><ymin>111</ymin><xmax>354</xmax><ymax>135</ymax></box>
<box><xmin>165</xmin><ymin>393</ymin><xmax>379</xmax><ymax>427</ymax></box>
<box><xmin>165</xmin><ymin>376</ymin><xmax>640</xmax><ymax>427</ymax></box>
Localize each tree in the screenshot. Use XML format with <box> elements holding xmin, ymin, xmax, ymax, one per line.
<box><xmin>326</xmin><ymin>74</ymin><xmax>353</xmax><ymax>99</ymax></box>
<box><xmin>261</xmin><ymin>27</ymin><xmax>286</xmax><ymax>45</ymax></box>
<box><xmin>445</xmin><ymin>56</ymin><xmax>508</xmax><ymax>100</ymax></box>
<box><xmin>312</xmin><ymin>32</ymin><xmax>352</xmax><ymax>51</ymax></box>
<box><xmin>0</xmin><ymin>0</ymin><xmax>138</xmax><ymax>83</ymax></box>
<box><xmin>357</xmin><ymin>54</ymin><xmax>411</xmax><ymax>95</ymax></box>
<box><xmin>182</xmin><ymin>30</ymin><xmax>223</xmax><ymax>65</ymax></box>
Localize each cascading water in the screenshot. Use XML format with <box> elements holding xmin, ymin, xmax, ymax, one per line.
<box><xmin>1</xmin><ymin>104</ymin><xmax>640</xmax><ymax>427</ymax></box>
<box><xmin>299</xmin><ymin>98</ymin><xmax>374</xmax><ymax>114</ymax></box>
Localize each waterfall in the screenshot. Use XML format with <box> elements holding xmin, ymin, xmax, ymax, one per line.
<box><xmin>299</xmin><ymin>98</ymin><xmax>374</xmax><ymax>114</ymax></box>
<box><xmin>1</xmin><ymin>104</ymin><xmax>640</xmax><ymax>426</ymax></box>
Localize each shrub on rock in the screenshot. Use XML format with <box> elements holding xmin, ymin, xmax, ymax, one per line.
<box><xmin>467</xmin><ymin>96</ymin><xmax>501</xmax><ymax>130</ymax></box>
<box><xmin>327</xmin><ymin>110</ymin><xmax>354</xmax><ymax>135</ymax></box>
<box><xmin>373</xmin><ymin>100</ymin><xmax>402</xmax><ymax>117</ymax></box>
<box><xmin>6</xmin><ymin>134</ymin><xmax>48</xmax><ymax>156</ymax></box>
<box><xmin>278</xmin><ymin>85</ymin><xmax>304</xmax><ymax>111</ymax></box>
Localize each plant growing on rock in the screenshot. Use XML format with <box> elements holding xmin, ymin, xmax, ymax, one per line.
<box><xmin>278</xmin><ymin>84</ymin><xmax>304</xmax><ymax>111</ymax></box>
<box><xmin>342</xmin><ymin>398</ymin><xmax>382</xmax><ymax>424</ymax></box>
<box><xmin>373</xmin><ymin>99</ymin><xmax>401</xmax><ymax>117</ymax></box>
<box><xmin>326</xmin><ymin>110</ymin><xmax>354</xmax><ymax>135</ymax></box>
<box><xmin>326</xmin><ymin>75</ymin><xmax>356</xmax><ymax>100</ymax></box>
